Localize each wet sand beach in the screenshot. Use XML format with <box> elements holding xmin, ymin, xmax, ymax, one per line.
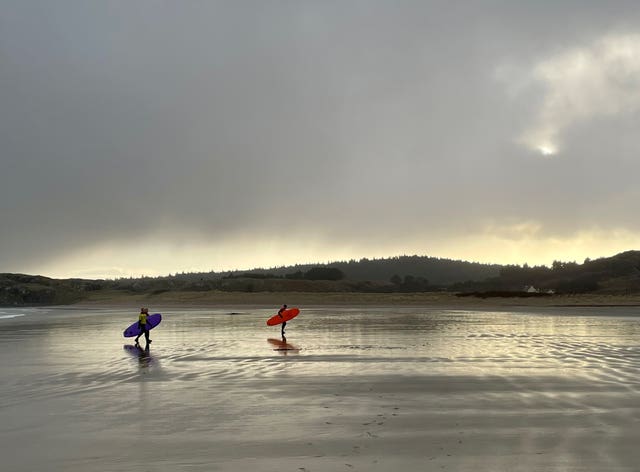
<box><xmin>2</xmin><ymin>305</ymin><xmax>640</xmax><ymax>471</ymax></box>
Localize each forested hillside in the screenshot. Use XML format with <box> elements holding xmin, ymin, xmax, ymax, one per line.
<box><xmin>4</xmin><ymin>251</ymin><xmax>640</xmax><ymax>306</ymax></box>
<box><xmin>223</xmin><ymin>255</ymin><xmax>502</xmax><ymax>286</ymax></box>
<box><xmin>454</xmin><ymin>250</ymin><xmax>640</xmax><ymax>294</ymax></box>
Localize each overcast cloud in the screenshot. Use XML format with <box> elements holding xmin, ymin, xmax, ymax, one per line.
<box><xmin>2</xmin><ymin>1</ymin><xmax>640</xmax><ymax>278</ymax></box>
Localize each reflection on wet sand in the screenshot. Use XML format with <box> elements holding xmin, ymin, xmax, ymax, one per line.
<box><xmin>267</xmin><ymin>336</ymin><xmax>300</xmax><ymax>354</ymax></box>
<box><xmin>123</xmin><ymin>344</ymin><xmax>153</xmax><ymax>368</ymax></box>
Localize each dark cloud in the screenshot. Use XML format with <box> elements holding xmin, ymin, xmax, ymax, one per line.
<box><xmin>2</xmin><ymin>1</ymin><xmax>640</xmax><ymax>275</ymax></box>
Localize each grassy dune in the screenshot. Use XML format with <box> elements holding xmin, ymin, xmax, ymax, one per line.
<box><xmin>77</xmin><ymin>290</ymin><xmax>640</xmax><ymax>308</ymax></box>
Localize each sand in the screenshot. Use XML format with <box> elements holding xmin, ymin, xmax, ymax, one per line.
<box><xmin>78</xmin><ymin>289</ymin><xmax>640</xmax><ymax>308</ymax></box>
<box><xmin>2</xmin><ymin>305</ymin><xmax>640</xmax><ymax>471</ymax></box>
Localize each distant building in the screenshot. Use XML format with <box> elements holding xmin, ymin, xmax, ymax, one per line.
<box><xmin>524</xmin><ymin>285</ymin><xmax>539</xmax><ymax>293</ymax></box>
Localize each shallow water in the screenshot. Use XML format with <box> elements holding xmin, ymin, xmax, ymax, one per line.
<box><xmin>2</xmin><ymin>306</ymin><xmax>640</xmax><ymax>471</ymax></box>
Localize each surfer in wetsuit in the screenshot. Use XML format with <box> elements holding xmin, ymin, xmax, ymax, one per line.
<box><xmin>135</xmin><ymin>307</ymin><xmax>151</xmax><ymax>346</ymax></box>
<box><xmin>278</xmin><ymin>304</ymin><xmax>288</xmax><ymax>336</ymax></box>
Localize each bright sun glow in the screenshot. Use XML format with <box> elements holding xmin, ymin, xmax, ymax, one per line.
<box><xmin>509</xmin><ymin>33</ymin><xmax>640</xmax><ymax>157</ymax></box>
<box><xmin>537</xmin><ymin>144</ymin><xmax>557</xmax><ymax>156</ymax></box>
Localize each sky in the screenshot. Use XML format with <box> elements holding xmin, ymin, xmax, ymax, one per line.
<box><xmin>2</xmin><ymin>1</ymin><xmax>640</xmax><ymax>279</ymax></box>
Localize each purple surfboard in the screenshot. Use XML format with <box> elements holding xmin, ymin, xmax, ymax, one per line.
<box><xmin>123</xmin><ymin>313</ymin><xmax>162</xmax><ymax>338</ymax></box>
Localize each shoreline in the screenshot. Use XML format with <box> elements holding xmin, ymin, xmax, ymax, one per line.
<box><xmin>67</xmin><ymin>290</ymin><xmax>640</xmax><ymax>309</ymax></box>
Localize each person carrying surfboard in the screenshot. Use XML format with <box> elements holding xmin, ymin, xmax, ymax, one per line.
<box><xmin>266</xmin><ymin>306</ymin><xmax>300</xmax><ymax>336</ymax></box>
<box><xmin>135</xmin><ymin>307</ymin><xmax>152</xmax><ymax>346</ymax></box>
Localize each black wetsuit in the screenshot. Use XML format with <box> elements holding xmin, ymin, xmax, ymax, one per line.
<box><xmin>278</xmin><ymin>307</ymin><xmax>287</xmax><ymax>335</ymax></box>
<box><xmin>135</xmin><ymin>313</ymin><xmax>150</xmax><ymax>345</ymax></box>
<box><xmin>139</xmin><ymin>322</ymin><xmax>149</xmax><ymax>343</ymax></box>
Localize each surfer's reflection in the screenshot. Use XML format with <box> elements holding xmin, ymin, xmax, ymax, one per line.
<box><xmin>267</xmin><ymin>335</ymin><xmax>300</xmax><ymax>355</ymax></box>
<box><xmin>123</xmin><ymin>344</ymin><xmax>153</xmax><ymax>368</ymax></box>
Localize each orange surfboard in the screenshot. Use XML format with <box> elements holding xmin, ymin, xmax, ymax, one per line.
<box><xmin>266</xmin><ymin>308</ymin><xmax>300</xmax><ymax>326</ymax></box>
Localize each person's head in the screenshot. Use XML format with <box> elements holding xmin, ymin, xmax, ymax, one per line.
<box><xmin>141</xmin><ymin>307</ymin><xmax>149</xmax><ymax>314</ymax></box>
<box><xmin>283</xmin><ymin>304</ymin><xmax>287</xmax><ymax>308</ymax></box>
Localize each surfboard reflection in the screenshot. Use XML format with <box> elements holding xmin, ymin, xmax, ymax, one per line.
<box><xmin>267</xmin><ymin>336</ymin><xmax>300</xmax><ymax>355</ymax></box>
<box><xmin>123</xmin><ymin>344</ymin><xmax>153</xmax><ymax>368</ymax></box>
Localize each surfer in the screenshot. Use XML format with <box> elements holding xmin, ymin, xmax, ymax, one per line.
<box><xmin>278</xmin><ymin>304</ymin><xmax>288</xmax><ymax>336</ymax></box>
<box><xmin>135</xmin><ymin>307</ymin><xmax>151</xmax><ymax>346</ymax></box>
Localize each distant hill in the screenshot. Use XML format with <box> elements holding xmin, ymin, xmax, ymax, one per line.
<box><xmin>222</xmin><ymin>255</ymin><xmax>503</xmax><ymax>286</ymax></box>
<box><xmin>0</xmin><ymin>273</ymin><xmax>98</xmax><ymax>306</ymax></box>
<box><xmin>0</xmin><ymin>255</ymin><xmax>501</xmax><ymax>306</ymax></box>
<box><xmin>453</xmin><ymin>250</ymin><xmax>640</xmax><ymax>294</ymax></box>
<box><xmin>3</xmin><ymin>251</ymin><xmax>640</xmax><ymax>306</ymax></box>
